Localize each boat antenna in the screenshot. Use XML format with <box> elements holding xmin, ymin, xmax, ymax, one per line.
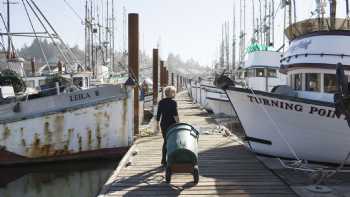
<box><xmin>329</xmin><ymin>0</ymin><xmax>337</xmax><ymax>29</ymax></box>
<box><xmin>346</xmin><ymin>0</ymin><xmax>349</xmax><ymax>17</ymax></box>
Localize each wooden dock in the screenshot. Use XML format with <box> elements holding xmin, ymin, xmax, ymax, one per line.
<box><xmin>98</xmin><ymin>92</ymin><xmax>298</xmax><ymax>197</ymax></box>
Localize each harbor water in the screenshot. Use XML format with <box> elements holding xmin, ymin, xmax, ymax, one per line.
<box><xmin>0</xmin><ymin>159</ymin><xmax>119</xmax><ymax>197</ymax></box>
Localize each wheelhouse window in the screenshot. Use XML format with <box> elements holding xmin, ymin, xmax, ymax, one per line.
<box><xmin>39</xmin><ymin>79</ymin><xmax>46</xmax><ymax>86</ymax></box>
<box><xmin>85</xmin><ymin>77</ymin><xmax>89</xmax><ymax>88</ymax></box>
<box><xmin>73</xmin><ymin>77</ymin><xmax>83</xmax><ymax>87</ymax></box>
<box><xmin>324</xmin><ymin>74</ymin><xmax>337</xmax><ymax>93</ymax></box>
<box><xmin>25</xmin><ymin>80</ymin><xmax>35</xmax><ymax>88</ymax></box>
<box><xmin>247</xmin><ymin>69</ymin><xmax>254</xmax><ymax>77</ymax></box>
<box><xmin>305</xmin><ymin>73</ymin><xmax>321</xmax><ymax>92</ymax></box>
<box><xmin>293</xmin><ymin>74</ymin><xmax>302</xmax><ymax>91</ymax></box>
<box><xmin>255</xmin><ymin>68</ymin><xmax>265</xmax><ymax>77</ymax></box>
<box><xmin>267</xmin><ymin>69</ymin><xmax>277</xmax><ymax>78</ymax></box>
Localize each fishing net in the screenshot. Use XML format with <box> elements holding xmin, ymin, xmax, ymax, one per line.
<box><xmin>0</xmin><ymin>69</ymin><xmax>26</xmax><ymax>94</ymax></box>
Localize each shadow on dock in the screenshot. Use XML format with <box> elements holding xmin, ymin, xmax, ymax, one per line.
<box><xmin>98</xmin><ymin>92</ymin><xmax>297</xmax><ymax>196</ymax></box>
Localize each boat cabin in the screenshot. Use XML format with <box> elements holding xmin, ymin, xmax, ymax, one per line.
<box><xmin>24</xmin><ymin>72</ymin><xmax>92</xmax><ymax>90</ymax></box>
<box><xmin>281</xmin><ymin>18</ymin><xmax>350</xmax><ymax>102</ymax></box>
<box><xmin>236</xmin><ymin>50</ymin><xmax>286</xmax><ymax>92</ymax></box>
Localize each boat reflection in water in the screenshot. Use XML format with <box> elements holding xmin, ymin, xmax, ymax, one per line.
<box><xmin>0</xmin><ymin>159</ymin><xmax>118</xmax><ymax>197</ymax></box>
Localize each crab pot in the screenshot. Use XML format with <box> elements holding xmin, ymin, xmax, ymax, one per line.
<box><xmin>165</xmin><ymin>123</ymin><xmax>199</xmax><ymax>184</ymax></box>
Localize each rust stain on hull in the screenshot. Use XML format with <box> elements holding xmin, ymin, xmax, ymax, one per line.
<box><xmin>78</xmin><ymin>134</ymin><xmax>82</xmax><ymax>152</ymax></box>
<box><xmin>2</xmin><ymin>126</ymin><xmax>11</xmax><ymax>140</ymax></box>
<box><xmin>44</xmin><ymin>122</ymin><xmax>53</xmax><ymax>144</ymax></box>
<box><xmin>87</xmin><ymin>128</ymin><xmax>92</xmax><ymax>149</ymax></box>
<box><xmin>0</xmin><ymin>96</ymin><xmax>131</xmax><ymax>163</ymax></box>
<box><xmin>0</xmin><ymin>147</ymin><xmax>129</xmax><ymax>166</ymax></box>
<box><xmin>96</xmin><ymin>124</ymin><xmax>101</xmax><ymax>149</ymax></box>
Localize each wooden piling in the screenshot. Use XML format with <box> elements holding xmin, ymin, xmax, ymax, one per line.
<box><xmin>152</xmin><ymin>49</ymin><xmax>159</xmax><ymax>106</ymax></box>
<box><xmin>179</xmin><ymin>76</ymin><xmax>183</xmax><ymax>91</ymax></box>
<box><xmin>160</xmin><ymin>61</ymin><xmax>165</xmax><ymax>87</ymax></box>
<box><xmin>166</xmin><ymin>69</ymin><xmax>169</xmax><ymax>85</ymax></box>
<box><xmin>171</xmin><ymin>72</ymin><xmax>174</xmax><ymax>86</ymax></box>
<box><xmin>177</xmin><ymin>74</ymin><xmax>179</xmax><ymax>90</ymax></box>
<box><xmin>128</xmin><ymin>13</ymin><xmax>139</xmax><ymax>136</ymax></box>
<box><xmin>31</xmin><ymin>57</ymin><xmax>35</xmax><ymax>76</ymax></box>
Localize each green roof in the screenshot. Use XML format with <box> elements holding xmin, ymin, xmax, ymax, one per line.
<box><xmin>245</xmin><ymin>43</ymin><xmax>271</xmax><ymax>54</ymax></box>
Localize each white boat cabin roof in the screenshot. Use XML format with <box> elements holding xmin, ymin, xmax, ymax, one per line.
<box><xmin>243</xmin><ymin>51</ymin><xmax>282</xmax><ymax>69</ymax></box>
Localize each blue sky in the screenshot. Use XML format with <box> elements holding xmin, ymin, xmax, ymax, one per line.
<box><xmin>1</xmin><ymin>0</ymin><xmax>347</xmax><ymax>66</ymax></box>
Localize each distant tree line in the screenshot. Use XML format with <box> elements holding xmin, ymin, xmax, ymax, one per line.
<box><xmin>17</xmin><ymin>39</ymin><xmax>208</xmax><ymax>76</ymax></box>
<box><xmin>18</xmin><ymin>38</ymin><xmax>84</xmax><ymax>64</ymax></box>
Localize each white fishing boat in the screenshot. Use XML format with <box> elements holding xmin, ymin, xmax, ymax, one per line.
<box><xmin>225</xmin><ymin>13</ymin><xmax>350</xmax><ymax>164</ymax></box>
<box><xmin>190</xmin><ymin>80</ymin><xmax>200</xmax><ymax>103</ymax></box>
<box><xmin>0</xmin><ymin>0</ymin><xmax>133</xmax><ymax>165</ymax></box>
<box><xmin>199</xmin><ymin>79</ymin><xmax>213</xmax><ymax>112</ymax></box>
<box><xmin>206</xmin><ymin>85</ymin><xmax>236</xmax><ymax>117</ymax></box>
<box><xmin>0</xmin><ymin>83</ymin><xmax>133</xmax><ymax>165</ymax></box>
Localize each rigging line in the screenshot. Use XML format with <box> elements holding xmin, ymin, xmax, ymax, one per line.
<box><xmin>30</xmin><ymin>0</ymin><xmax>81</xmax><ymax>65</ymax></box>
<box><xmin>21</xmin><ymin>0</ymin><xmax>50</xmax><ymax>72</ymax></box>
<box><xmin>0</xmin><ymin>13</ymin><xmax>13</xmax><ymax>52</ymax></box>
<box><xmin>273</xmin><ymin>1</ymin><xmax>282</xmax><ymax>18</ymax></box>
<box><xmin>244</xmin><ymin>80</ymin><xmax>301</xmax><ymax>161</ymax></box>
<box><xmin>62</xmin><ymin>0</ymin><xmax>84</xmax><ymax>24</ymax></box>
<box><xmin>0</xmin><ymin>13</ymin><xmax>16</xmax><ymax>56</ymax></box>
<box><xmin>26</xmin><ymin>0</ymin><xmax>72</xmax><ymax>66</ymax></box>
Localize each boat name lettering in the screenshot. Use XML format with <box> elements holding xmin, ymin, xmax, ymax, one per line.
<box><xmin>289</xmin><ymin>40</ymin><xmax>312</xmax><ymax>52</ymax></box>
<box><xmin>247</xmin><ymin>95</ymin><xmax>343</xmax><ymax>120</ymax></box>
<box><xmin>70</xmin><ymin>93</ymin><xmax>91</xmax><ymax>102</ymax></box>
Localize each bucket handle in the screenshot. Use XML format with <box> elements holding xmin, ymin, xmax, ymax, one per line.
<box><xmin>189</xmin><ymin>125</ymin><xmax>200</xmax><ymax>139</ymax></box>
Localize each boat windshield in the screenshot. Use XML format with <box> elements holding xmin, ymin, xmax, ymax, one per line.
<box><xmin>291</xmin><ymin>72</ymin><xmax>348</xmax><ymax>93</ymax></box>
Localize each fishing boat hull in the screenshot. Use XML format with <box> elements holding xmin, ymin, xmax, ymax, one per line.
<box><xmin>199</xmin><ymin>85</ymin><xmax>212</xmax><ymax>112</ymax></box>
<box><xmin>191</xmin><ymin>85</ymin><xmax>200</xmax><ymax>103</ymax></box>
<box><xmin>206</xmin><ymin>87</ymin><xmax>236</xmax><ymax>117</ymax></box>
<box><xmin>0</xmin><ymin>85</ymin><xmax>133</xmax><ymax>165</ymax></box>
<box><xmin>226</xmin><ymin>86</ymin><xmax>350</xmax><ymax>164</ymax></box>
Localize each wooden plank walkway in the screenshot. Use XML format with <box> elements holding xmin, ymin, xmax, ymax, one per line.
<box><xmin>98</xmin><ymin>92</ymin><xmax>298</xmax><ymax>197</ymax></box>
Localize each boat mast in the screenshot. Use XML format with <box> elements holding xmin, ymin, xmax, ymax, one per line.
<box><xmin>85</xmin><ymin>0</ymin><xmax>89</xmax><ymax>69</ymax></box>
<box><xmin>225</xmin><ymin>21</ymin><xmax>230</xmax><ymax>71</ymax></box>
<box><xmin>239</xmin><ymin>0</ymin><xmax>246</xmax><ymax>67</ymax></box>
<box><xmin>111</xmin><ymin>0</ymin><xmax>115</xmax><ymax>70</ymax></box>
<box><xmin>6</xmin><ymin>0</ymin><xmax>13</xmax><ymax>59</ymax></box>
<box><xmin>232</xmin><ymin>3</ymin><xmax>236</xmax><ymax>72</ymax></box>
<box><xmin>258</xmin><ymin>0</ymin><xmax>262</xmax><ymax>45</ymax></box>
<box><xmin>106</xmin><ymin>0</ymin><xmax>109</xmax><ymax>65</ymax></box>
<box><xmin>220</xmin><ymin>24</ymin><xmax>224</xmax><ymax>69</ymax></box>
<box><xmin>271</xmin><ymin>0</ymin><xmax>275</xmax><ymax>46</ymax></box>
